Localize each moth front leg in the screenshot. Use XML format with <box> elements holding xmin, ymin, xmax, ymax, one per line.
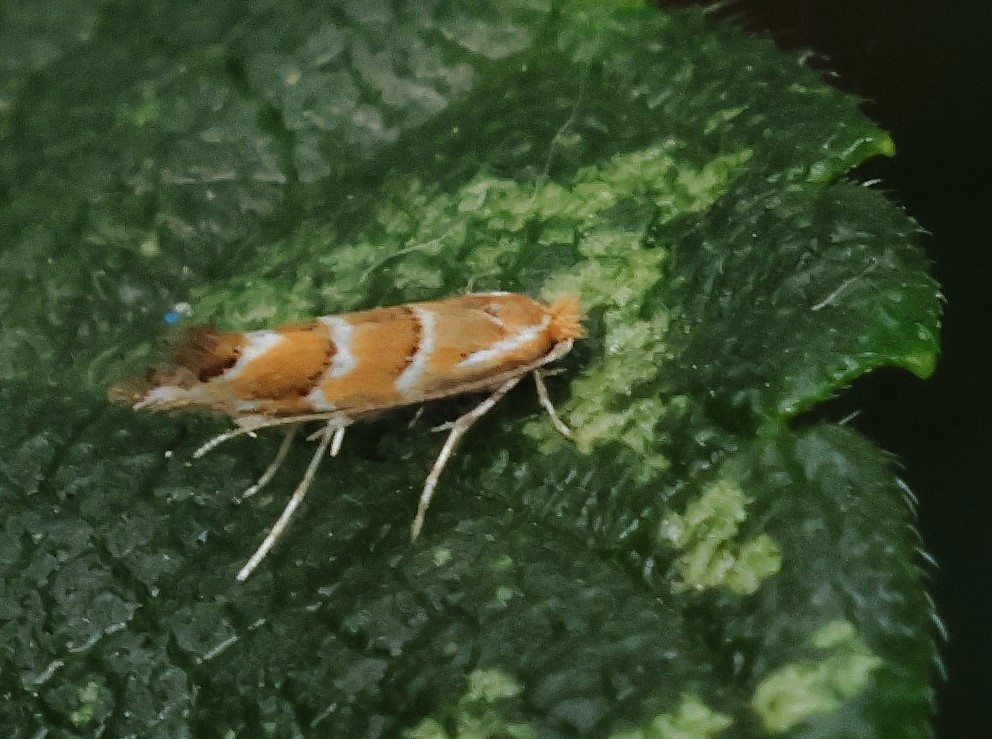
<box><xmin>410</xmin><ymin>376</ymin><xmax>522</xmax><ymax>541</ymax></box>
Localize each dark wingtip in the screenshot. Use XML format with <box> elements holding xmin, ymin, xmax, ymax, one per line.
<box><xmin>107</xmin><ymin>376</ymin><xmax>152</xmax><ymax>405</ymax></box>
<box><xmin>169</xmin><ymin>324</ymin><xmax>244</xmax><ymax>383</ymax></box>
<box><xmin>107</xmin><ymin>324</ymin><xmax>235</xmax><ymax>408</ymax></box>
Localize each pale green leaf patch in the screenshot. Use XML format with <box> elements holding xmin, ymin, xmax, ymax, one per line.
<box><xmin>751</xmin><ymin>620</ymin><xmax>885</xmax><ymax>733</ymax></box>
<box><xmin>659</xmin><ymin>478</ymin><xmax>782</xmax><ymax>595</ymax></box>
<box><xmin>406</xmin><ymin>668</ymin><xmax>536</xmax><ymax>739</ymax></box>
<box><xmin>612</xmin><ymin>695</ymin><xmax>733</xmax><ymax>739</ymax></box>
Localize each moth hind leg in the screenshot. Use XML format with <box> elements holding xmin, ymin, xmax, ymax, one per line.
<box><xmin>234</xmin><ymin>424</ymin><xmax>300</xmax><ymax>503</ymax></box>
<box><xmin>236</xmin><ymin>421</ymin><xmax>347</xmax><ymax>581</ymax></box>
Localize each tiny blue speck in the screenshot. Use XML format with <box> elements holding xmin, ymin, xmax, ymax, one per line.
<box><xmin>164</xmin><ymin>311</ymin><xmax>179</xmax><ymax>325</ymax></box>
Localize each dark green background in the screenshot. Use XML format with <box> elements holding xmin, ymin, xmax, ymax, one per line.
<box><xmin>665</xmin><ymin>1</ymin><xmax>991</xmax><ymax>736</ymax></box>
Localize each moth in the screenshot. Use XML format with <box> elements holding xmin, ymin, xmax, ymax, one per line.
<box><xmin>110</xmin><ymin>292</ymin><xmax>583</xmax><ymax>580</ymax></box>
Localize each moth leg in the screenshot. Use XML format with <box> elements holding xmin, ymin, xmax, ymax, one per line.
<box><xmin>194</xmin><ymin>412</ymin><xmax>348</xmax><ymax>458</ymax></box>
<box><xmin>407</xmin><ymin>406</ymin><xmax>426</xmax><ymax>430</ymax></box>
<box><xmin>195</xmin><ymin>426</ymin><xmax>260</xmax><ymax>458</ymax></box>
<box><xmin>411</xmin><ymin>376</ymin><xmax>522</xmax><ymax>542</ymax></box>
<box><xmin>533</xmin><ymin>370</ymin><xmax>571</xmax><ymax>438</ymax></box>
<box><xmin>330</xmin><ymin>424</ymin><xmax>346</xmax><ymax>456</ymax></box>
<box><xmin>236</xmin><ymin>421</ymin><xmax>346</xmax><ymax>582</ymax></box>
<box><xmin>234</xmin><ymin>424</ymin><xmax>300</xmax><ymax>504</ymax></box>
<box><xmin>304</xmin><ymin>425</ymin><xmax>349</xmax><ymax>454</ymax></box>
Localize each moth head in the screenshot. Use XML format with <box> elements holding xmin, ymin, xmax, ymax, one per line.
<box><xmin>546</xmin><ymin>294</ymin><xmax>584</xmax><ymax>343</ymax></box>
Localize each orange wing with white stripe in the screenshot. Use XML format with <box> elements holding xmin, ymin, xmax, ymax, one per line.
<box><xmin>112</xmin><ymin>292</ymin><xmax>582</xmax><ymax>419</ymax></box>
<box><xmin>109</xmin><ymin>292</ymin><xmax>583</xmax><ymax>580</ymax></box>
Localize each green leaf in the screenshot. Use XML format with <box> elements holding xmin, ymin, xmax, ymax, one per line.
<box><xmin>0</xmin><ymin>1</ymin><xmax>939</xmax><ymax>737</ymax></box>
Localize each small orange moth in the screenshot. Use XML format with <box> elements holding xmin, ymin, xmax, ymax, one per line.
<box><xmin>110</xmin><ymin>292</ymin><xmax>583</xmax><ymax>581</ymax></box>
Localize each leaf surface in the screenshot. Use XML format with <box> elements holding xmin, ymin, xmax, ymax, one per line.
<box><xmin>0</xmin><ymin>1</ymin><xmax>939</xmax><ymax>737</ymax></box>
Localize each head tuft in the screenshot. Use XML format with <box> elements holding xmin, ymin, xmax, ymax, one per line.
<box><xmin>547</xmin><ymin>294</ymin><xmax>584</xmax><ymax>342</ymax></box>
